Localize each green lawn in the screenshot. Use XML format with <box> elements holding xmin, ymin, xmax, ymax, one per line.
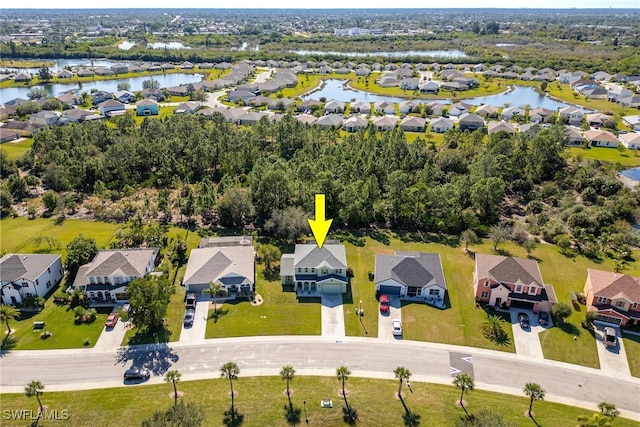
<box><xmin>545</xmin><ymin>82</ymin><xmax>639</xmax><ymax>119</ymax></box>
<box><xmin>2</xmin><ymin>376</ymin><xmax>638</xmax><ymax>427</ymax></box>
<box><xmin>622</xmin><ymin>332</ymin><xmax>640</xmax><ymax>378</ymax></box>
<box><xmin>5</xmin><ymin>297</ymin><xmax>110</xmax><ymax>350</ymax></box>
<box><xmin>132</xmin><ymin>106</ymin><xmax>176</xmax><ymax>125</ymax></box>
<box><xmin>539</xmin><ymin>310</ymin><xmax>600</xmax><ymax>369</ymax></box>
<box><xmin>205</xmin><ymin>262</ymin><xmax>321</xmax><ymax>338</ymax></box>
<box><xmin>565</xmin><ymin>146</ymin><xmax>640</xmax><ymax>168</ymax></box>
<box><xmin>1</xmin><ymin>138</ymin><xmax>34</xmax><ymax>160</ymax></box>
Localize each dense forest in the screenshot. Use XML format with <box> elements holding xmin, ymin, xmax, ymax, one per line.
<box><xmin>1</xmin><ymin>114</ymin><xmax>638</xmax><ymax>265</ymax></box>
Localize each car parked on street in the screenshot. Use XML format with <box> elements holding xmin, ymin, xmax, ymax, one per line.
<box><xmin>391</xmin><ymin>319</ymin><xmax>402</xmax><ymax>336</ymax></box>
<box><xmin>124</xmin><ymin>366</ymin><xmax>150</xmax><ymax>381</ymax></box>
<box><xmin>518</xmin><ymin>312</ymin><xmax>530</xmax><ymax>329</ymax></box>
<box><xmin>184</xmin><ymin>308</ymin><xmax>195</xmax><ymax>327</ymax></box>
<box><xmin>538</xmin><ymin>311</ymin><xmax>549</xmax><ymax>326</ymax></box>
<box><xmin>105</xmin><ymin>312</ymin><xmax>119</xmax><ymax>328</ymax></box>
<box><xmin>379</xmin><ymin>294</ymin><xmax>389</xmax><ymax>314</ymax></box>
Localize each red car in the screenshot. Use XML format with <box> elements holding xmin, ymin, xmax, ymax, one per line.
<box><xmin>379</xmin><ymin>294</ymin><xmax>390</xmax><ymax>313</ymax></box>
<box><xmin>105</xmin><ymin>312</ymin><xmax>119</xmax><ymax>328</ymax></box>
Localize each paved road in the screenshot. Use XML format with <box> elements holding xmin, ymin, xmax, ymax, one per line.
<box><xmin>1</xmin><ymin>337</ymin><xmax>639</xmax><ymax>420</ymax></box>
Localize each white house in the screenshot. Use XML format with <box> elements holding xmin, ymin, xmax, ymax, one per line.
<box><xmin>280</xmin><ymin>244</ymin><xmax>348</xmax><ymax>294</ymax></box>
<box><xmin>430</xmin><ymin>117</ymin><xmax>454</xmax><ymax>133</ymax></box>
<box><xmin>583</xmin><ymin>130</ymin><xmax>619</xmax><ymax>148</ymax></box>
<box><xmin>374</xmin><ymin>251</ymin><xmax>447</xmax><ymax>301</ymax></box>
<box><xmin>0</xmin><ymin>254</ymin><xmax>64</xmax><ymax>305</ymax></box>
<box><xmin>73</xmin><ymin>248</ymin><xmax>159</xmax><ymax>305</ymax></box>
<box><xmin>619</xmin><ymin>133</ymin><xmax>640</xmax><ymax>150</ymax></box>
<box><xmin>558</xmin><ymin>106</ymin><xmax>585</xmax><ymax>125</ymax></box>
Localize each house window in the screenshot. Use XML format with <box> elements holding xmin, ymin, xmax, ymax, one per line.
<box><xmin>304</xmin><ymin>268</ymin><xmax>308</xmax><ymax>273</ymax></box>
<box><xmin>483</xmin><ymin>281</ymin><xmax>489</xmax><ymax>287</ymax></box>
<box><xmin>337</xmin><ymin>269</ymin><xmax>342</xmax><ymax>274</ymax></box>
<box><xmin>633</xmin><ymin>303</ymin><xmax>638</xmax><ymax>309</ymax></box>
<box><xmin>47</xmin><ymin>267</ymin><xmax>51</xmax><ymax>273</ymax></box>
<box><xmin>515</xmin><ymin>285</ymin><xmax>522</xmax><ymax>293</ymax></box>
<box><xmin>481</xmin><ymin>291</ymin><xmax>489</xmax><ymax>298</ymax></box>
<box><xmin>429</xmin><ymin>289</ymin><xmax>439</xmax><ymax>295</ymax></box>
<box><xmin>46</xmin><ymin>281</ymin><xmax>51</xmax><ymax>288</ymax></box>
<box><xmin>597</xmin><ymin>296</ymin><xmax>608</xmax><ymax>304</ymax></box>
<box><xmin>35</xmin><ymin>279</ymin><xmax>39</xmax><ymax>285</ymax></box>
<box><xmin>616</xmin><ymin>301</ymin><xmax>625</xmax><ymax>308</ymax></box>
<box><xmin>529</xmin><ymin>286</ymin><xmax>537</xmax><ymax>295</ymax></box>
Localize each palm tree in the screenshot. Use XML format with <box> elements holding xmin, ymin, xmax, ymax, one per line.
<box><xmin>0</xmin><ymin>304</ymin><xmax>20</xmax><ymax>348</ymax></box>
<box><xmin>220</xmin><ymin>362</ymin><xmax>240</xmax><ymax>415</ymax></box>
<box><xmin>481</xmin><ymin>315</ymin><xmax>507</xmax><ymax>342</ymax></box>
<box><xmin>453</xmin><ymin>373</ymin><xmax>474</xmax><ymax>419</ymax></box>
<box><xmin>24</xmin><ymin>380</ymin><xmax>45</xmax><ymax>426</ymax></box>
<box><xmin>280</xmin><ymin>365</ymin><xmax>295</xmax><ymax>408</ymax></box>
<box><xmin>165</xmin><ymin>370</ymin><xmax>182</xmax><ymax>406</ymax></box>
<box><xmin>393</xmin><ymin>366</ymin><xmax>411</xmax><ymax>399</ymax></box>
<box><xmin>523</xmin><ymin>383</ymin><xmax>545</xmax><ymax>417</ymax></box>
<box><xmin>203</xmin><ymin>281</ymin><xmax>227</xmax><ymax>318</ymax></box>
<box><xmin>597</xmin><ymin>401</ymin><xmax>619</xmax><ymax>420</ymax></box>
<box><xmin>336</xmin><ymin>366</ymin><xmax>351</xmax><ymax>410</ymax></box>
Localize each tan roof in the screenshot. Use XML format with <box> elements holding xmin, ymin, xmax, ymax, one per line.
<box><xmin>587</xmin><ymin>269</ymin><xmax>640</xmax><ymax>302</ymax></box>
<box><xmin>475</xmin><ymin>254</ymin><xmax>544</xmax><ymax>287</ymax></box>
<box><xmin>583</xmin><ymin>130</ymin><xmax>618</xmax><ymax>143</ymax></box>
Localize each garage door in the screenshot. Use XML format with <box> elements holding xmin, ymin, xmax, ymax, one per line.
<box><xmin>320</xmin><ymin>283</ymin><xmax>344</xmax><ymax>294</ymax></box>
<box><xmin>509</xmin><ymin>300</ymin><xmax>534</xmax><ymax>310</ymax></box>
<box><xmin>596</xmin><ymin>315</ymin><xmax>622</xmax><ymax>325</ymax></box>
<box><xmin>379</xmin><ymin>285</ymin><xmax>401</xmax><ymax>296</ymax></box>
<box><xmin>186</xmin><ymin>283</ymin><xmax>209</xmax><ymax>295</ymax></box>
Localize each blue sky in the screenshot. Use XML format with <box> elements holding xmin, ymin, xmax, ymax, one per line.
<box><xmin>4</xmin><ymin>1</ymin><xmax>639</xmax><ymax>8</ymax></box>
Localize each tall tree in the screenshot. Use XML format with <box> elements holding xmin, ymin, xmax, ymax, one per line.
<box><xmin>142</xmin><ymin>78</ymin><xmax>160</xmax><ymax>89</ymax></box>
<box><xmin>165</xmin><ymin>370</ymin><xmax>182</xmax><ymax>406</ymax></box>
<box><xmin>394</xmin><ymin>366</ymin><xmax>411</xmax><ymax>398</ymax></box>
<box><xmin>257</xmin><ymin>244</ymin><xmax>281</xmax><ymax>273</ymax></box>
<box><xmin>488</xmin><ymin>224</ymin><xmax>511</xmax><ymax>251</ymax></box>
<box><xmin>461</xmin><ymin>229</ymin><xmax>478</xmax><ymax>252</ymax></box>
<box><xmin>24</xmin><ymin>380</ymin><xmax>45</xmax><ymax>426</ymax></box>
<box><xmin>65</xmin><ymin>235</ymin><xmax>99</xmax><ymax>275</ymax></box>
<box><xmin>220</xmin><ymin>362</ymin><xmax>240</xmax><ymax>416</ymax></box>
<box><xmin>127</xmin><ymin>275</ymin><xmax>175</xmax><ymax>330</ymax></box>
<box><xmin>523</xmin><ymin>383</ymin><xmax>545</xmax><ymax>417</ymax></box>
<box><xmin>280</xmin><ymin>365</ymin><xmax>295</xmax><ymax>408</ymax></box>
<box><xmin>453</xmin><ymin>373</ymin><xmax>474</xmax><ymax>419</ymax></box>
<box><xmin>337</xmin><ymin>365</ymin><xmax>351</xmax><ymax>411</ymax></box>
<box><xmin>0</xmin><ymin>304</ymin><xmax>20</xmax><ymax>348</ymax></box>
<box><xmin>202</xmin><ymin>281</ymin><xmax>227</xmax><ymax>318</ymax></box>
<box><xmin>37</xmin><ymin>65</ymin><xmax>52</xmax><ymax>81</ymax></box>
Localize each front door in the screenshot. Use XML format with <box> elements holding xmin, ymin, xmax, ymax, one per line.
<box><xmin>495</xmin><ymin>297</ymin><xmax>502</xmax><ymax>307</ymax></box>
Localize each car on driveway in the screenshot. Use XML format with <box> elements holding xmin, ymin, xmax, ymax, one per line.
<box><xmin>124</xmin><ymin>366</ymin><xmax>150</xmax><ymax>381</ymax></box>
<box><xmin>518</xmin><ymin>312</ymin><xmax>530</xmax><ymax>329</ymax></box>
<box><xmin>538</xmin><ymin>311</ymin><xmax>549</xmax><ymax>326</ymax></box>
<box><xmin>603</xmin><ymin>327</ymin><xmax>617</xmax><ymax>348</ymax></box>
<box><xmin>186</xmin><ymin>293</ymin><xmax>197</xmax><ymax>310</ymax></box>
<box><xmin>184</xmin><ymin>308</ymin><xmax>195</xmax><ymax>327</ymax></box>
<box><xmin>105</xmin><ymin>312</ymin><xmax>119</xmax><ymax>328</ymax></box>
<box><xmin>379</xmin><ymin>294</ymin><xmax>389</xmax><ymax>314</ymax></box>
<box><xmin>391</xmin><ymin>319</ymin><xmax>402</xmax><ymax>336</ymax></box>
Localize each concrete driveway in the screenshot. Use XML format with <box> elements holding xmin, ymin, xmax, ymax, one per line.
<box><xmin>378</xmin><ymin>296</ymin><xmax>402</xmax><ymax>340</ymax></box>
<box><xmin>509</xmin><ymin>309</ymin><xmax>547</xmax><ymax>359</ymax></box>
<box><xmin>94</xmin><ymin>316</ymin><xmax>129</xmax><ymax>349</ymax></box>
<box><xmin>179</xmin><ymin>296</ymin><xmax>209</xmax><ymax>344</ymax></box>
<box><xmin>594</xmin><ymin>322</ymin><xmax>631</xmax><ymax>378</ymax></box>
<box><xmin>321</xmin><ymin>294</ymin><xmax>345</xmax><ymax>339</ymax></box>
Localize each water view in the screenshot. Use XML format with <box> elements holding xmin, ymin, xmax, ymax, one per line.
<box><xmin>621</xmin><ymin>167</ymin><xmax>640</xmax><ymax>182</ymax></box>
<box><xmin>1</xmin><ymin>59</ymin><xmax>121</xmax><ymax>74</ymax></box>
<box><xmin>0</xmin><ymin>73</ymin><xmax>203</xmax><ymax>101</ymax></box>
<box><xmin>118</xmin><ymin>41</ymin><xmax>136</xmax><ymax>50</ymax></box>
<box><xmin>302</xmin><ymin>79</ymin><xmax>586</xmax><ymax>111</ymax></box>
<box><xmin>147</xmin><ymin>42</ymin><xmax>191</xmax><ymax>50</ymax></box>
<box><xmin>291</xmin><ymin>50</ymin><xmax>468</xmax><ymax>59</ymax></box>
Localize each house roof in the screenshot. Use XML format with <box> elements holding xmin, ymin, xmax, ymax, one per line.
<box><xmin>431</xmin><ymin>118</ymin><xmax>453</xmax><ymax>127</ymax></box>
<box><xmin>199</xmin><ymin>236</ymin><xmax>253</xmax><ymax>248</ymax></box>
<box><xmin>476</xmin><ymin>254</ymin><xmax>544</xmax><ymax>288</ymax></box>
<box><xmin>280</xmin><ymin>254</ymin><xmax>295</xmax><ymax>277</ymax></box>
<box><xmin>587</xmin><ymin>269</ymin><xmax>640</xmax><ymax>302</ymax></box>
<box><xmin>293</xmin><ymin>244</ymin><xmax>347</xmax><ymax>270</ymax></box>
<box><xmin>400</xmin><ymin>116</ymin><xmax>427</xmax><ymax>127</ymax></box>
<box><xmin>316</xmin><ymin>114</ymin><xmax>343</xmax><ymax>127</ymax></box>
<box><xmin>375</xmin><ymin>251</ymin><xmax>446</xmax><ymax>290</ymax></box>
<box><xmin>80</xmin><ymin>248</ymin><xmax>158</xmax><ymax>281</ymax></box>
<box><xmin>183</xmin><ymin>246</ymin><xmax>254</xmax><ymax>287</ymax></box>
<box><xmin>98</xmin><ymin>99</ymin><xmax>124</xmax><ymax>108</ymax></box>
<box><xmin>137</xmin><ymin>99</ymin><xmax>158</xmax><ymax>106</ymax></box>
<box><xmin>459</xmin><ymin>113</ymin><xmax>485</xmax><ymax>123</ymax></box>
<box><xmin>373</xmin><ymin>116</ymin><xmax>398</xmax><ymax>127</ymax></box>
<box><xmin>583</xmin><ymin>130</ymin><xmax>618</xmax><ymax>143</ymax></box>
<box><xmin>0</xmin><ymin>254</ymin><xmax>60</xmax><ymax>282</ymax></box>
<box><xmin>342</xmin><ymin>115</ymin><xmax>368</xmax><ymax>127</ymax></box>
<box><xmin>620</xmin><ymin>133</ymin><xmax>640</xmax><ymax>145</ymax></box>
<box><xmin>488</xmin><ymin>121</ymin><xmax>515</xmax><ymax>134</ymax></box>
<box><xmin>296</xmin><ymin>115</ymin><xmax>318</xmax><ymax>125</ymax></box>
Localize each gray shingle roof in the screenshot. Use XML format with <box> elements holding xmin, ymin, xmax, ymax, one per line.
<box><xmin>476</xmin><ymin>254</ymin><xmax>543</xmax><ymax>287</ymax></box>
<box><xmin>0</xmin><ymin>254</ymin><xmax>60</xmax><ymax>282</ymax></box>
<box><xmin>183</xmin><ymin>246</ymin><xmax>254</xmax><ymax>286</ymax></box>
<box><xmin>293</xmin><ymin>244</ymin><xmax>347</xmax><ymax>270</ymax></box>
<box><xmin>375</xmin><ymin>251</ymin><xmax>446</xmax><ymax>289</ymax></box>
<box><xmin>82</xmin><ymin>248</ymin><xmax>158</xmax><ymax>279</ymax></box>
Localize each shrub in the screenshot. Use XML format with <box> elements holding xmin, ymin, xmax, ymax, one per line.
<box><xmin>552</xmin><ymin>302</ymin><xmax>573</xmax><ymax>324</ymax></box>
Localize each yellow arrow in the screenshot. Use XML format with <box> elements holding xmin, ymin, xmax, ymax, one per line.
<box><xmin>308</xmin><ymin>194</ymin><xmax>333</xmax><ymax>249</ymax></box>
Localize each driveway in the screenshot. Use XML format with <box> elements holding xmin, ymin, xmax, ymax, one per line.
<box><xmin>94</xmin><ymin>314</ymin><xmax>129</xmax><ymax>349</ymax></box>
<box><xmin>509</xmin><ymin>309</ymin><xmax>546</xmax><ymax>359</ymax></box>
<box><xmin>179</xmin><ymin>296</ymin><xmax>209</xmax><ymax>343</ymax></box>
<box><xmin>594</xmin><ymin>322</ymin><xmax>631</xmax><ymax>378</ymax></box>
<box><xmin>378</xmin><ymin>296</ymin><xmax>402</xmax><ymax>340</ymax></box>
<box><xmin>321</xmin><ymin>294</ymin><xmax>345</xmax><ymax>339</ymax></box>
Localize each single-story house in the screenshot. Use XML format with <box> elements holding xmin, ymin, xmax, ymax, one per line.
<box><xmin>113</xmin><ymin>90</ymin><xmax>137</xmax><ymax>104</ymax></box>
<box><xmin>448</xmin><ymin>102</ymin><xmax>472</xmax><ymax>117</ymax></box>
<box><xmin>324</xmin><ymin>100</ymin><xmax>346</xmax><ymax>114</ymax></box>
<box><xmin>63</xmin><ymin>108</ymin><xmax>102</xmax><ymax>123</ymax></box>
<box><xmin>13</xmin><ymin>73</ymin><xmax>32</xmax><ymax>82</ymax></box>
<box><xmin>399</xmin><ymin>116</ymin><xmax>427</xmax><ymax>132</ymax></box>
<box><xmin>564</xmin><ymin>126</ymin><xmax>585</xmax><ymax>145</ymax></box>
<box><xmin>228</xmin><ymin>90</ymin><xmax>256</xmax><ymax>103</ymax></box>
<box><xmin>0</xmin><ymin>254</ymin><xmax>64</xmax><ymax>305</ymax></box>
<box><xmin>267</xmin><ymin>98</ymin><xmax>295</xmax><ymax>111</ymax></box>
<box><xmin>398</xmin><ymin>100</ymin><xmax>419</xmax><ymax>114</ymax></box>
<box><xmin>136</xmin><ymin>99</ymin><xmax>159</xmax><ymax>116</ymax></box>
<box><xmin>316</xmin><ymin>114</ymin><xmax>344</xmax><ymax>129</ymax></box>
<box><xmin>474</xmin><ymin>254</ymin><xmax>556</xmax><ymax>313</ymax></box>
<box><xmin>56</xmin><ymin>93</ymin><xmax>80</xmax><ymax>106</ymax></box>
<box><xmin>342</xmin><ymin>115</ymin><xmax>369</xmax><ymax>132</ymax></box>
<box><xmin>98</xmin><ymin>99</ymin><xmax>126</xmax><ymax>116</ymax></box>
<box><xmin>430</xmin><ymin>118</ymin><xmax>454</xmax><ymax>133</ymax></box>
<box><xmin>558</xmin><ymin>106</ymin><xmax>585</xmax><ymax>125</ymax></box>
<box><xmin>298</xmin><ymin>99</ymin><xmax>323</xmax><ymax>112</ymax></box>
<box><xmin>92</xmin><ymin>91</ymin><xmax>113</xmax><ymax>105</ymax></box>
<box><xmin>400</xmin><ymin>78</ymin><xmax>420</xmax><ymax>90</ymax></box>
<box><xmin>487</xmin><ymin>121</ymin><xmax>515</xmax><ymax>135</ymax></box>
<box><xmin>110</xmin><ymin>63</ymin><xmax>129</xmax><ymax>74</ymax></box>
<box><xmin>474</xmin><ymin>104</ymin><xmax>499</xmax><ymax>118</ymax></box>
<box><xmin>374</xmin><ymin>101</ymin><xmax>395</xmax><ymax>115</ymax></box>
<box><xmin>584</xmin><ymin>269</ymin><xmax>640</xmax><ymax>326</ymax></box>
<box><xmin>501</xmin><ymin>107</ymin><xmax>525</xmax><ymax>121</ymax></box>
<box><xmin>372</xmin><ymin>115</ymin><xmax>398</xmax><ymax>131</ymax></box>
<box><xmin>583</xmin><ymin>129</ymin><xmax>619</xmax><ymax>148</ymax></box>
<box><xmin>238</xmin><ymin>111</ymin><xmax>268</xmax><ymax>125</ymax></box>
<box><xmin>142</xmin><ymin>88</ymin><xmax>164</xmax><ymax>102</ymax></box>
<box><xmin>619</xmin><ymin>132</ymin><xmax>640</xmax><ymax>149</ymax></box>
<box><xmin>420</xmin><ymin>81</ymin><xmax>439</xmax><ymax>94</ymax></box>
<box><xmin>0</xmin><ymin>128</ymin><xmax>21</xmax><ymax>143</ymax></box>
<box><xmin>458</xmin><ymin>113</ymin><xmax>485</xmax><ymax>131</ymax></box>
<box><xmin>166</xmin><ymin>86</ymin><xmax>189</xmax><ymax>97</ymax></box>
<box><xmin>426</xmin><ymin>102</ymin><xmax>445</xmax><ymax>117</ymax></box>
<box><xmin>30</xmin><ymin>110</ymin><xmax>60</xmax><ymax>126</ymax></box>
<box><xmin>95</xmin><ymin>67</ymin><xmax>115</xmax><ymax>76</ymax></box>
<box><xmin>622</xmin><ymin>116</ymin><xmax>640</xmax><ymax>131</ymax></box>
<box><xmin>529</xmin><ymin>107</ymin><xmax>554</xmax><ymax>123</ymax></box>
<box><xmin>374</xmin><ymin>251</ymin><xmax>447</xmax><ymax>301</ymax></box>
<box><xmin>280</xmin><ymin>243</ymin><xmax>348</xmax><ymax>294</ymax></box>
<box><xmin>350</xmin><ymin>101</ymin><xmax>371</xmax><ymax>115</ymax></box>
<box><xmin>618</xmin><ymin>95</ymin><xmax>640</xmax><ymax>108</ymax></box>
<box><xmin>296</xmin><ymin>114</ymin><xmax>318</xmax><ymax>126</ymax></box>
<box><xmin>174</xmin><ymin>102</ymin><xmax>201</xmax><ymax>114</ymax></box>
<box><xmin>56</xmin><ymin>69</ymin><xmax>74</xmax><ymax>79</ymax></box>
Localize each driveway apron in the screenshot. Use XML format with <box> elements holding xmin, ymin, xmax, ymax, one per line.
<box><xmin>321</xmin><ymin>294</ymin><xmax>345</xmax><ymax>339</ymax></box>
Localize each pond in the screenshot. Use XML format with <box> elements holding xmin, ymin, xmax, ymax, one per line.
<box><xmin>621</xmin><ymin>167</ymin><xmax>640</xmax><ymax>182</ymax></box>
<box><xmin>291</xmin><ymin>50</ymin><xmax>468</xmax><ymax>59</ymax></box>
<box><xmin>0</xmin><ymin>73</ymin><xmax>203</xmax><ymax>101</ymax></box>
<box><xmin>147</xmin><ymin>42</ymin><xmax>191</xmax><ymax>50</ymax></box>
<box><xmin>301</xmin><ymin>80</ymin><xmax>587</xmax><ymax>111</ymax></box>
<box><xmin>118</xmin><ymin>41</ymin><xmax>136</xmax><ymax>50</ymax></box>
<box><xmin>1</xmin><ymin>59</ymin><xmax>120</xmax><ymax>74</ymax></box>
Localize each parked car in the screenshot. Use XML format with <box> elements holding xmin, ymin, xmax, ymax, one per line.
<box><xmin>185</xmin><ymin>292</ymin><xmax>197</xmax><ymax>309</ymax></box>
<box><xmin>603</xmin><ymin>327</ymin><xmax>617</xmax><ymax>347</ymax></box>
<box><xmin>538</xmin><ymin>311</ymin><xmax>549</xmax><ymax>326</ymax></box>
<box><xmin>124</xmin><ymin>366</ymin><xmax>150</xmax><ymax>381</ymax></box>
<box><xmin>184</xmin><ymin>308</ymin><xmax>195</xmax><ymax>327</ymax></box>
<box><xmin>105</xmin><ymin>312</ymin><xmax>119</xmax><ymax>328</ymax></box>
<box><xmin>391</xmin><ymin>319</ymin><xmax>402</xmax><ymax>336</ymax></box>
<box><xmin>518</xmin><ymin>312</ymin><xmax>530</xmax><ymax>329</ymax></box>
<box><xmin>379</xmin><ymin>294</ymin><xmax>390</xmax><ymax>314</ymax></box>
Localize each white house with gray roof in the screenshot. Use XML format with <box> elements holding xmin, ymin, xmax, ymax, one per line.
<box><xmin>0</xmin><ymin>254</ymin><xmax>64</xmax><ymax>305</ymax></box>
<box><xmin>280</xmin><ymin>244</ymin><xmax>348</xmax><ymax>294</ymax></box>
<box><xmin>374</xmin><ymin>252</ymin><xmax>447</xmax><ymax>301</ymax></box>
<box><xmin>183</xmin><ymin>243</ymin><xmax>255</xmax><ymax>296</ymax></box>
<box><xmin>73</xmin><ymin>248</ymin><xmax>159</xmax><ymax>305</ymax></box>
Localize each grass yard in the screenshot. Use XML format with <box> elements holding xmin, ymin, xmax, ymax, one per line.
<box><xmin>205</xmin><ymin>262</ymin><xmax>321</xmax><ymax>338</ymax></box>
<box><xmin>539</xmin><ymin>310</ymin><xmax>600</xmax><ymax>369</ymax></box>
<box><xmin>545</xmin><ymin>83</ymin><xmax>639</xmax><ymax>119</ymax></box>
<box><xmin>1</xmin><ymin>138</ymin><xmax>34</xmax><ymax>160</ymax></box>
<box><xmin>132</xmin><ymin>106</ymin><xmax>176</xmax><ymax>125</ymax></box>
<box><xmin>2</xmin><ymin>376</ymin><xmax>638</xmax><ymax>427</ymax></box>
<box><xmin>565</xmin><ymin>146</ymin><xmax>640</xmax><ymax>168</ymax></box>
<box><xmin>5</xmin><ymin>298</ymin><xmax>110</xmax><ymax>350</ymax></box>
<box><xmin>622</xmin><ymin>333</ymin><xmax>640</xmax><ymax>378</ymax></box>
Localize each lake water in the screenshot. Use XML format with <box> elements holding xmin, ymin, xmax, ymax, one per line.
<box><xmin>118</xmin><ymin>41</ymin><xmax>136</xmax><ymax>50</ymax></box>
<box><xmin>0</xmin><ymin>73</ymin><xmax>203</xmax><ymax>101</ymax></box>
<box><xmin>1</xmin><ymin>59</ymin><xmax>120</xmax><ymax>74</ymax></box>
<box><xmin>621</xmin><ymin>167</ymin><xmax>640</xmax><ymax>182</ymax></box>
<box><xmin>292</xmin><ymin>50</ymin><xmax>468</xmax><ymax>59</ymax></box>
<box><xmin>147</xmin><ymin>42</ymin><xmax>191</xmax><ymax>50</ymax></box>
<box><xmin>302</xmin><ymin>80</ymin><xmax>584</xmax><ymax>111</ymax></box>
